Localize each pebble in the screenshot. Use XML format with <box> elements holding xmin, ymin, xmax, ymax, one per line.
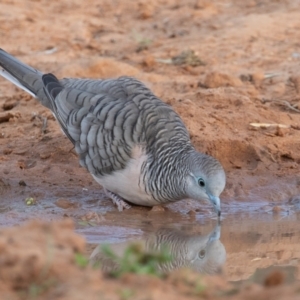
<box><xmin>272</xmin><ymin>206</ymin><xmax>283</xmax><ymax>213</ymax></box>
<box><xmin>0</xmin><ymin>112</ymin><xmax>14</xmax><ymax>123</ymax></box>
<box><xmin>54</xmin><ymin>198</ymin><xmax>78</xmax><ymax>209</ymax></box>
<box><xmin>19</xmin><ymin>180</ymin><xmax>27</xmax><ymax>186</ymax></box>
<box><xmin>204</xmin><ymin>71</ymin><xmax>243</xmax><ymax>88</ymax></box>
<box><xmin>149</xmin><ymin>205</ymin><xmax>165</xmax><ymax>212</ymax></box>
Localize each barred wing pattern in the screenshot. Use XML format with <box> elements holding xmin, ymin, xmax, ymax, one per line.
<box><xmin>45</xmin><ymin>76</ymin><xmax>190</xmax><ymax>180</ymax></box>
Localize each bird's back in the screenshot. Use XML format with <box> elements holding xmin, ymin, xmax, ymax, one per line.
<box><xmin>53</xmin><ymin>76</ymin><xmax>190</xmax><ymax>178</ymax></box>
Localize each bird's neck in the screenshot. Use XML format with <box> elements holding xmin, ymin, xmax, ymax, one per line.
<box><xmin>142</xmin><ymin>141</ymin><xmax>195</xmax><ymax>202</ymax></box>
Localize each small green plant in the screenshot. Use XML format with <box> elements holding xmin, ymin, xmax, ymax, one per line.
<box><xmin>19</xmin><ymin>278</ymin><xmax>57</xmax><ymax>299</ymax></box>
<box><xmin>172</xmin><ymin>50</ymin><xmax>205</xmax><ymax>67</ymax></box>
<box><xmin>132</xmin><ymin>31</ymin><xmax>152</xmax><ymax>52</ymax></box>
<box><xmin>136</xmin><ymin>38</ymin><xmax>152</xmax><ymax>52</ymax></box>
<box><xmin>77</xmin><ymin>220</ymin><xmax>97</xmax><ymax>227</ymax></box>
<box><xmin>28</xmin><ymin>283</ymin><xmax>45</xmax><ymax>298</ymax></box>
<box><xmin>101</xmin><ymin>243</ymin><xmax>172</xmax><ymax>278</ymax></box>
<box><xmin>119</xmin><ymin>288</ymin><xmax>135</xmax><ymax>300</ymax></box>
<box><xmin>25</xmin><ymin>197</ymin><xmax>37</xmax><ymax>206</ymax></box>
<box><xmin>74</xmin><ymin>253</ymin><xmax>89</xmax><ymax>268</ymax></box>
<box><xmin>194</xmin><ymin>280</ymin><xmax>206</xmax><ymax>295</ymax></box>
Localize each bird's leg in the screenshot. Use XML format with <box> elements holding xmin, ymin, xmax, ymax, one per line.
<box><xmin>104</xmin><ymin>188</ymin><xmax>131</xmax><ymax>211</ymax></box>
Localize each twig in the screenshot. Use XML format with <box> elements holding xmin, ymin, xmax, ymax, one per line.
<box><xmin>40</xmin><ymin>116</ymin><xmax>48</xmax><ymax>134</ymax></box>
<box><xmin>278</xmin><ymin>100</ymin><xmax>300</xmax><ymax>113</ymax></box>
<box><xmin>261</xmin><ymin>98</ymin><xmax>300</xmax><ymax>113</ymax></box>
<box><xmin>31</xmin><ymin>113</ymin><xmax>48</xmax><ymax>134</ymax></box>
<box><xmin>264</xmin><ymin>73</ymin><xmax>281</xmax><ymax>79</ymax></box>
<box><xmin>249</xmin><ymin>123</ymin><xmax>290</xmax><ymax>129</ymax></box>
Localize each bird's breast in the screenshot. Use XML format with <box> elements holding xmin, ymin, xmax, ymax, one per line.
<box><xmin>92</xmin><ymin>146</ymin><xmax>158</xmax><ymax>206</ymax></box>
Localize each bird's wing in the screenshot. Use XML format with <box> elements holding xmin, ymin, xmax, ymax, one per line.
<box><xmin>60</xmin><ymin>75</ymin><xmax>191</xmax><ymax>159</ymax></box>
<box><xmin>43</xmin><ymin>74</ymin><xmax>144</xmax><ymax>176</ymax></box>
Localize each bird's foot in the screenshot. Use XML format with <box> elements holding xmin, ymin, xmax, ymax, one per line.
<box><xmin>104</xmin><ymin>189</ymin><xmax>131</xmax><ymax>211</ymax></box>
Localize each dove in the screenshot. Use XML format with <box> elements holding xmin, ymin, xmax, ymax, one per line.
<box><xmin>0</xmin><ymin>49</ymin><xmax>226</xmax><ymax>214</ymax></box>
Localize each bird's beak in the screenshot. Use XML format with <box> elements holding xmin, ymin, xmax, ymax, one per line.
<box><xmin>208</xmin><ymin>195</ymin><xmax>221</xmax><ymax>217</ymax></box>
<box><xmin>208</xmin><ymin>222</ymin><xmax>221</xmax><ymax>242</ymax></box>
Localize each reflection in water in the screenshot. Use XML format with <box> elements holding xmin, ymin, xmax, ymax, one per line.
<box><xmin>89</xmin><ymin>222</ymin><xmax>226</xmax><ymax>275</ymax></box>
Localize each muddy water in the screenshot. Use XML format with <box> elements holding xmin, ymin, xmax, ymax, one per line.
<box><xmin>1</xmin><ymin>183</ymin><xmax>299</xmax><ymax>282</ymax></box>
<box><xmin>79</xmin><ymin>201</ymin><xmax>300</xmax><ymax>282</ymax></box>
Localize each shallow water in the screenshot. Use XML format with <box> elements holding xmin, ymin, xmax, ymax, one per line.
<box><xmin>81</xmin><ymin>206</ymin><xmax>300</xmax><ymax>282</ymax></box>
<box><xmin>1</xmin><ymin>185</ymin><xmax>299</xmax><ymax>282</ymax></box>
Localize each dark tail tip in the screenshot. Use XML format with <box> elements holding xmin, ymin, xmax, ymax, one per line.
<box><xmin>42</xmin><ymin>73</ymin><xmax>63</xmax><ymax>99</ymax></box>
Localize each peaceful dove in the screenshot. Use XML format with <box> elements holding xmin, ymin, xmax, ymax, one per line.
<box><xmin>0</xmin><ymin>49</ymin><xmax>226</xmax><ymax>214</ymax></box>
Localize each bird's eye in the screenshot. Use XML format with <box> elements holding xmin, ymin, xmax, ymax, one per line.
<box><xmin>198</xmin><ymin>178</ymin><xmax>205</xmax><ymax>187</ymax></box>
<box><xmin>198</xmin><ymin>249</ymin><xmax>206</xmax><ymax>259</ymax></box>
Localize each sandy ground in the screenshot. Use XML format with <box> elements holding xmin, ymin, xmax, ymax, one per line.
<box><xmin>1</xmin><ymin>0</ymin><xmax>300</xmax><ymax>298</ymax></box>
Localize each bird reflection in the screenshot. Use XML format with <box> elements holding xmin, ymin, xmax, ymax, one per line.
<box><xmin>89</xmin><ymin>222</ymin><xmax>226</xmax><ymax>275</ymax></box>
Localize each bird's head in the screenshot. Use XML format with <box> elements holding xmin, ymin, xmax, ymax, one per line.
<box><xmin>185</xmin><ymin>152</ymin><xmax>226</xmax><ymax>216</ymax></box>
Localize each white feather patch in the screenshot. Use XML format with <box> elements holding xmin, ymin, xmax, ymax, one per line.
<box><xmin>92</xmin><ymin>146</ymin><xmax>156</xmax><ymax>206</ymax></box>
<box><xmin>0</xmin><ymin>67</ymin><xmax>36</xmax><ymax>98</ymax></box>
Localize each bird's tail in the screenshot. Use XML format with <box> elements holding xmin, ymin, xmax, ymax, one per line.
<box><xmin>0</xmin><ymin>48</ymin><xmax>51</xmax><ymax>109</ymax></box>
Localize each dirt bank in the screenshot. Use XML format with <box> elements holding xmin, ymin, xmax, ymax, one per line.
<box><xmin>1</xmin><ymin>0</ymin><xmax>300</xmax><ymax>213</ymax></box>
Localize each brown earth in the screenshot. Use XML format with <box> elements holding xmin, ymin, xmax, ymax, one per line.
<box><xmin>1</xmin><ymin>0</ymin><xmax>300</xmax><ymax>211</ymax></box>
<box><xmin>1</xmin><ymin>0</ymin><xmax>300</xmax><ymax>298</ymax></box>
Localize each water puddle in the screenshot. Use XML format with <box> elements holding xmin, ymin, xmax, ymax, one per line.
<box><xmin>1</xmin><ymin>186</ymin><xmax>299</xmax><ymax>282</ymax></box>
<box><xmin>80</xmin><ymin>207</ymin><xmax>300</xmax><ymax>282</ymax></box>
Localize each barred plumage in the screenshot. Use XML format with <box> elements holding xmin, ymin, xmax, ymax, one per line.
<box><xmin>0</xmin><ymin>48</ymin><xmax>226</xmax><ymax>214</ymax></box>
